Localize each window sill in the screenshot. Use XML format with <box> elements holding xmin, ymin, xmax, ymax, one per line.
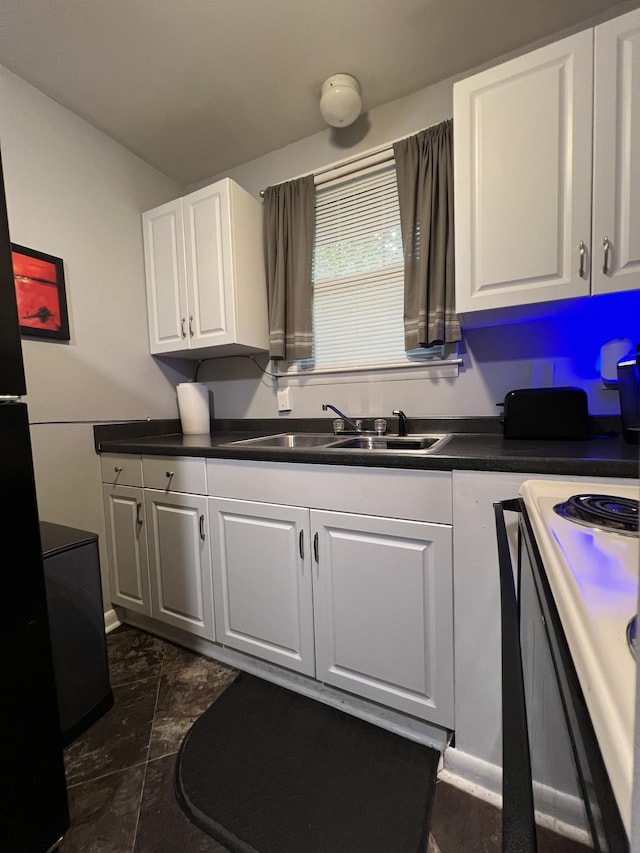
<box><xmin>275</xmin><ymin>358</ymin><xmax>462</xmax><ymax>387</ymax></box>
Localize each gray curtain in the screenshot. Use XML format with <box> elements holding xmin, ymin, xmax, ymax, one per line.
<box><xmin>393</xmin><ymin>119</ymin><xmax>461</xmax><ymax>349</ymax></box>
<box><xmin>263</xmin><ymin>175</ymin><xmax>315</xmax><ymax>360</ymax></box>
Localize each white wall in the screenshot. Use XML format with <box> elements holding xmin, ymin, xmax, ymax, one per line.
<box><xmin>0</xmin><ymin>66</ymin><xmax>190</xmax><ymax>606</ymax></box>
<box><xmin>193</xmin><ymin>68</ymin><xmax>639</xmax><ymax>423</ymax></box>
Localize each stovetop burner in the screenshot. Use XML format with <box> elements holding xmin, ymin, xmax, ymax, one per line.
<box><xmin>553</xmin><ymin>493</ymin><xmax>639</xmax><ymax>536</ymax></box>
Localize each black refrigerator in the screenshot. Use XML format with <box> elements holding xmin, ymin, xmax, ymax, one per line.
<box><xmin>0</xmin><ymin>151</ymin><xmax>70</xmax><ymax>849</ymax></box>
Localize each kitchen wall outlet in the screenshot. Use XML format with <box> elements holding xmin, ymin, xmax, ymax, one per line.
<box><xmin>530</xmin><ymin>360</ymin><xmax>554</xmax><ymax>388</ymax></box>
<box><xmin>277</xmin><ymin>386</ymin><xmax>292</xmax><ymax>412</ymax></box>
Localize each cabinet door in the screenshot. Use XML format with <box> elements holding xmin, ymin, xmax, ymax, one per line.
<box><xmin>209</xmin><ymin>497</ymin><xmax>315</xmax><ymax>676</ymax></box>
<box><xmin>102</xmin><ymin>484</ymin><xmax>150</xmax><ymax>615</ymax></box>
<box><xmin>142</xmin><ymin>198</ymin><xmax>188</xmax><ymax>354</ymax></box>
<box><xmin>312</xmin><ymin>510</ymin><xmax>453</xmax><ymax>726</ymax></box>
<box><xmin>454</xmin><ymin>30</ymin><xmax>593</xmax><ymax>314</ymax></box>
<box><xmin>183</xmin><ymin>181</ymin><xmax>235</xmax><ymax>349</ymax></box>
<box><xmin>592</xmin><ymin>7</ymin><xmax>640</xmax><ymax>295</ymax></box>
<box><xmin>144</xmin><ymin>490</ymin><xmax>214</xmax><ymax>640</ymax></box>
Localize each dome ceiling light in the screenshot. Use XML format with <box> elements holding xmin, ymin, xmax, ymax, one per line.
<box><xmin>319</xmin><ymin>74</ymin><xmax>362</xmax><ymax>128</ymax></box>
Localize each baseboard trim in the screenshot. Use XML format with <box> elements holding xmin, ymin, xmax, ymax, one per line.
<box><xmin>441</xmin><ymin>747</ymin><xmax>590</xmax><ymax>844</ymax></box>
<box><xmin>104</xmin><ymin>608</ymin><xmax>121</xmax><ymax>634</ymax></box>
<box><xmin>440</xmin><ymin>748</ymin><xmax>503</xmax><ymax>806</ymax></box>
<box><xmin>118</xmin><ymin>609</ymin><xmax>450</xmax><ymax>753</ymax></box>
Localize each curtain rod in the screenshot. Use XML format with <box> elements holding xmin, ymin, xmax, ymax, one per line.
<box><xmin>257</xmin><ymin>117</ymin><xmax>451</xmax><ymax>198</ymax></box>
<box><xmin>258</xmin><ymin>141</ymin><xmax>394</xmax><ymax>198</ymax></box>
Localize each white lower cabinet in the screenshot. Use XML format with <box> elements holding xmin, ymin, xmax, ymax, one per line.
<box><xmin>208</xmin><ymin>496</ymin><xmax>454</xmax><ymax>726</ymax></box>
<box><xmin>102</xmin><ymin>454</ymin><xmax>213</xmax><ymax>639</ymax></box>
<box><xmin>101</xmin><ymin>454</ymin><xmax>150</xmax><ymax>615</ymax></box>
<box><xmin>312</xmin><ymin>510</ymin><xmax>453</xmax><ymax>726</ymax></box>
<box><xmin>102</xmin><ymin>483</ymin><xmax>150</xmax><ymax>615</ymax></box>
<box><xmin>209</xmin><ymin>498</ymin><xmax>314</xmax><ymax>675</ymax></box>
<box><xmin>145</xmin><ymin>490</ymin><xmax>214</xmax><ymax>640</ymax></box>
<box><xmin>103</xmin><ymin>455</ymin><xmax>454</xmax><ymax>728</ymax></box>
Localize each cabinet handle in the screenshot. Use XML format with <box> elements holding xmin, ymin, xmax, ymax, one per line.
<box><xmin>199</xmin><ymin>514</ymin><xmax>205</xmax><ymax>540</ymax></box>
<box><xmin>299</xmin><ymin>530</ymin><xmax>304</xmax><ymax>559</ymax></box>
<box><xmin>578</xmin><ymin>240</ymin><xmax>586</xmax><ymax>278</ymax></box>
<box><xmin>602</xmin><ymin>236</ymin><xmax>610</xmax><ymax>275</ymax></box>
<box><xmin>180</xmin><ymin>317</ymin><xmax>187</xmax><ymax>338</ymax></box>
<box><xmin>114</xmin><ymin>466</ymin><xmax>123</xmax><ymax>474</ymax></box>
<box><xmin>313</xmin><ymin>532</ymin><xmax>319</xmax><ymax>563</ymax></box>
<box><xmin>165</xmin><ymin>471</ymin><xmax>174</xmax><ymax>480</ymax></box>
<box><xmin>136</xmin><ymin>502</ymin><xmax>143</xmax><ymax>527</ymax></box>
<box><xmin>189</xmin><ymin>315</ymin><xmax>194</xmax><ymax>337</ymax></box>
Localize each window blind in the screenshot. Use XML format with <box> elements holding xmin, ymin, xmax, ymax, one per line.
<box><xmin>287</xmin><ymin>160</ymin><xmax>444</xmax><ymax>374</ymax></box>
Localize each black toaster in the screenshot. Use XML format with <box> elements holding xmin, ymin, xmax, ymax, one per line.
<box><xmin>498</xmin><ymin>387</ymin><xmax>589</xmax><ymax>440</ymax></box>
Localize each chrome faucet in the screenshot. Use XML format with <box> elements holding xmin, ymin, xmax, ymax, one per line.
<box><xmin>322</xmin><ymin>403</ymin><xmax>361</xmax><ymax>433</ymax></box>
<box><xmin>392</xmin><ymin>409</ymin><xmax>408</xmax><ymax>436</ymax></box>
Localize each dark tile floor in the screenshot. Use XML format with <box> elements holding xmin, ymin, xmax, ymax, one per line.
<box><xmin>58</xmin><ymin>625</ymin><xmax>589</xmax><ymax>853</ymax></box>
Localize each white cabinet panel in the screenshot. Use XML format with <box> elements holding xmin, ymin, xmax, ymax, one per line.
<box><xmin>144</xmin><ymin>490</ymin><xmax>214</xmax><ymax>640</ymax></box>
<box><xmin>592</xmin><ymin>7</ymin><xmax>640</xmax><ymax>295</ymax></box>
<box><xmin>312</xmin><ymin>510</ymin><xmax>453</xmax><ymax>726</ymax></box>
<box><xmin>206</xmin><ymin>459</ymin><xmax>452</xmax><ymax>524</ymax></box>
<box><xmin>184</xmin><ymin>183</ymin><xmax>230</xmax><ymax>344</ymax></box>
<box><xmin>209</xmin><ymin>497</ymin><xmax>315</xmax><ymax>675</ymax></box>
<box><xmin>102</xmin><ymin>484</ymin><xmax>150</xmax><ymax>614</ymax></box>
<box><xmin>142</xmin><ymin>200</ymin><xmax>187</xmax><ymax>352</ymax></box>
<box><xmin>454</xmin><ymin>30</ymin><xmax>593</xmax><ymax>314</ymax></box>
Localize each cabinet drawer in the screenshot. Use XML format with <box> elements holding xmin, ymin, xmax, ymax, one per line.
<box><xmin>142</xmin><ymin>455</ymin><xmax>206</xmax><ymax>494</ymax></box>
<box><xmin>101</xmin><ymin>454</ymin><xmax>143</xmax><ymax>487</ymax></box>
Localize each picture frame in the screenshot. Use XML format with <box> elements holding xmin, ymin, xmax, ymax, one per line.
<box><xmin>11</xmin><ymin>243</ymin><xmax>70</xmax><ymax>341</ymax></box>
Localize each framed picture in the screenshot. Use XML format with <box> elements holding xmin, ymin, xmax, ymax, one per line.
<box><xmin>11</xmin><ymin>243</ymin><xmax>70</xmax><ymax>341</ymax></box>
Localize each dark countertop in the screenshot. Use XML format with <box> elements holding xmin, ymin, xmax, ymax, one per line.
<box><xmin>94</xmin><ymin>417</ymin><xmax>640</xmax><ymax>479</ymax></box>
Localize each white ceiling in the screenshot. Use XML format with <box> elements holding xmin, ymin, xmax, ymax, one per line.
<box><xmin>0</xmin><ymin>0</ymin><xmax>633</xmax><ymax>186</ymax></box>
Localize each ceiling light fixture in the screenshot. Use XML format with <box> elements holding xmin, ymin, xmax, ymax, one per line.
<box><xmin>320</xmin><ymin>74</ymin><xmax>362</xmax><ymax>128</ymax></box>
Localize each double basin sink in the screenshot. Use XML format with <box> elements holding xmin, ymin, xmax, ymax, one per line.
<box><xmin>225</xmin><ymin>432</ymin><xmax>451</xmax><ymax>454</ymax></box>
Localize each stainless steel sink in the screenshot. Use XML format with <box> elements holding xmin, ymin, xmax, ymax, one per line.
<box><xmin>330</xmin><ymin>434</ymin><xmax>451</xmax><ymax>452</ymax></box>
<box><xmin>226</xmin><ymin>433</ymin><xmax>340</xmax><ymax>449</ymax></box>
<box><xmin>225</xmin><ymin>432</ymin><xmax>451</xmax><ymax>453</ymax></box>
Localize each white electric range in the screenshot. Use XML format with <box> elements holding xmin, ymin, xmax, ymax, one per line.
<box><xmin>519</xmin><ymin>478</ymin><xmax>639</xmax><ymax>838</ymax></box>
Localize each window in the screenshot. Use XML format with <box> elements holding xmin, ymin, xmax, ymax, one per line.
<box><xmin>280</xmin><ymin>157</ymin><xmax>458</xmax><ymax>380</ymax></box>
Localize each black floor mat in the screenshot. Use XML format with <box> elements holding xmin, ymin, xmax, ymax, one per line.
<box><xmin>175</xmin><ymin>672</ymin><xmax>439</xmax><ymax>853</ymax></box>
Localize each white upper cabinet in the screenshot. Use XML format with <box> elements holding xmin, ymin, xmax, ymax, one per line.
<box><xmin>454</xmin><ymin>7</ymin><xmax>640</xmax><ymax>317</ymax></box>
<box><xmin>143</xmin><ymin>178</ymin><xmax>268</xmax><ymax>358</ymax></box>
<box><xmin>454</xmin><ymin>30</ymin><xmax>593</xmax><ymax>315</ymax></box>
<box><xmin>592</xmin><ymin>8</ymin><xmax>640</xmax><ymax>295</ymax></box>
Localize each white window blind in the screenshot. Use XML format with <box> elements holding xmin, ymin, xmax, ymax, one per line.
<box><xmin>285</xmin><ymin>159</ymin><xmax>446</xmax><ymax>375</ymax></box>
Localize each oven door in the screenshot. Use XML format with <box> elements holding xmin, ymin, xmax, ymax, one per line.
<box><xmin>494</xmin><ymin>499</ymin><xmax>629</xmax><ymax>853</ymax></box>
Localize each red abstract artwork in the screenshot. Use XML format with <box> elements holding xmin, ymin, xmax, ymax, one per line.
<box><xmin>11</xmin><ymin>244</ymin><xmax>70</xmax><ymax>340</ymax></box>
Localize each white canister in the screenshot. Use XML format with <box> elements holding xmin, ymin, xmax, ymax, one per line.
<box><xmin>176</xmin><ymin>383</ymin><xmax>211</xmax><ymax>434</ymax></box>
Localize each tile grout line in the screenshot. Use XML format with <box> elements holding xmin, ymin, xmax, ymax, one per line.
<box><xmin>65</xmin><ymin>759</ymin><xmax>150</xmax><ymax>790</ymax></box>
<box><xmin>129</xmin><ymin>642</ymin><xmax>166</xmax><ymax>852</ymax></box>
